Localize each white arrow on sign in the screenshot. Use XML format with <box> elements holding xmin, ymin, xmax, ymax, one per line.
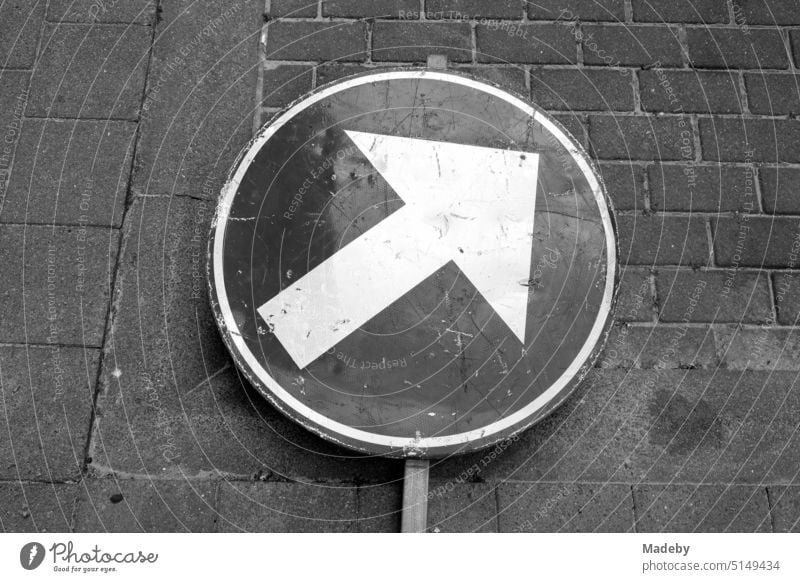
<box><xmin>258</xmin><ymin>130</ymin><xmax>539</xmax><ymax>369</ymax></box>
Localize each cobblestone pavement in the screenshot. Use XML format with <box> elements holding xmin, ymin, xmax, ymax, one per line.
<box><xmin>2</xmin><ymin>0</ymin><xmax>800</xmax><ymax>532</ymax></box>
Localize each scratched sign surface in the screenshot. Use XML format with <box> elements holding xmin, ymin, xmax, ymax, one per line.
<box><xmin>209</xmin><ymin>70</ymin><xmax>617</xmax><ymax>457</ymax></box>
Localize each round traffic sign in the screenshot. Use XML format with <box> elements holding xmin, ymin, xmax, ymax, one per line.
<box><xmin>209</xmin><ymin>69</ymin><xmax>617</xmax><ymax>457</ymax></box>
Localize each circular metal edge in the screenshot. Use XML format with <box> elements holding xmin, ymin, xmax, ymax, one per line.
<box><xmin>206</xmin><ymin>66</ymin><xmax>620</xmax><ymax>458</ymax></box>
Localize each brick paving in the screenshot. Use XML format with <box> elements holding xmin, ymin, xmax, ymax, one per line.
<box><xmin>1</xmin><ymin>0</ymin><xmax>800</xmax><ymax>533</ymax></box>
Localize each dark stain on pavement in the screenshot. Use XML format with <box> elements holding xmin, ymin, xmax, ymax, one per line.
<box><xmin>649</xmin><ymin>389</ymin><xmax>723</xmax><ymax>455</ymax></box>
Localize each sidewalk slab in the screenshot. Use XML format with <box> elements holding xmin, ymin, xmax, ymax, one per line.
<box><xmin>0</xmin><ymin>482</ymin><xmax>78</xmax><ymax>533</ymax></box>
<box><xmin>261</xmin><ymin>64</ymin><xmax>313</xmax><ymax>107</ymax></box>
<box><xmin>634</xmin><ymin>484</ymin><xmax>771</xmax><ymax>532</ymax></box>
<box><xmin>616</xmin><ymin>267</ymin><xmax>656</xmax><ymax>323</ymax></box>
<box><xmin>531</xmin><ymin>68</ymin><xmax>634</xmax><ymax>111</ymax></box>
<box><xmin>373</xmin><ymin>22</ymin><xmax>472</xmax><ymax>63</ymax></box>
<box><xmin>715</xmin><ymin>327</ymin><xmax>800</xmax><ymax>371</ymax></box>
<box><xmin>768</xmin><ymin>486</ymin><xmax>800</xmax><ymax>533</ymax></box>
<box><xmin>631</xmin><ymin>0</ymin><xmax>728</xmax><ymax>23</ymax></box>
<box><xmin>529</xmin><ymin>0</ymin><xmax>624</xmax><ymax>21</ymax></box>
<box><xmin>774</xmin><ymin>273</ymin><xmax>800</xmax><ymax>324</ymax></box>
<box><xmin>648</xmin><ymin>165</ymin><xmax>753</xmax><ymax>212</ymax></box>
<box><xmin>736</xmin><ymin>0</ymin><xmax>800</xmax><ymax>25</ymax></box>
<box><xmin>700</xmin><ymin>118</ymin><xmax>800</xmax><ymax>163</ymax></box>
<box><xmin>426</xmin><ymin>0</ymin><xmax>523</xmax><ymax>20</ymax></box>
<box><xmin>639</xmin><ymin>70</ymin><xmax>742</xmax><ymax>114</ymax></box>
<box><xmin>217</xmin><ymin>481</ymin><xmax>358</xmax><ymax>532</ymax></box>
<box><xmin>1</xmin><ymin>119</ymin><xmax>136</xmax><ymax>227</ymax></box>
<box><xmin>598</xmin><ymin>163</ymin><xmax>645</xmax><ymax>211</ymax></box>
<box><xmin>457</xmin><ymin>65</ymin><xmax>527</xmax><ymax>94</ymax></box>
<box><xmin>0</xmin><ymin>71</ymin><xmax>30</xmax><ymax>129</ymax></box>
<box><xmin>0</xmin><ymin>71</ymin><xmax>30</xmax><ymax>208</ymax></box>
<box><xmin>0</xmin><ymin>225</ymin><xmax>119</xmax><ymax>346</ymax></box>
<box><xmin>477</xmin><ymin>24</ymin><xmax>576</xmax><ymax>64</ymax></box>
<box><xmin>325</xmin><ymin>1</ymin><xmax>419</xmax><ymax>18</ymax></box>
<box><xmin>270</xmin><ymin>1</ymin><xmax>319</xmax><ymax>18</ymax></box>
<box><xmin>357</xmin><ymin>483</ymin><xmax>401</xmax><ymax>532</ymax></box>
<box><xmin>760</xmin><ymin>167</ymin><xmax>800</xmax><ymax>214</ymax></box>
<box><xmin>0</xmin><ymin>346</ymin><xmax>99</xmax><ymax>481</ymax></box>
<box><xmin>746</xmin><ymin>73</ymin><xmax>800</xmax><ymax>116</ymax></box>
<box><xmin>598</xmin><ymin>324</ymin><xmax>718</xmax><ymax>369</ymax></box>
<box><xmin>617</xmin><ymin>215</ymin><xmax>709</xmax><ymax>265</ymax></box>
<box><xmin>714</xmin><ymin>216</ymin><xmax>800</xmax><ymax>268</ymax></box>
<box><xmin>48</xmin><ymin>0</ymin><xmax>156</xmax><ymax>24</ymax></box>
<box><xmin>0</xmin><ymin>0</ymin><xmax>45</xmax><ymax>68</ymax></box>
<box><xmin>26</xmin><ymin>24</ymin><xmax>151</xmax><ymax>119</ymax></box>
<box><xmin>265</xmin><ymin>21</ymin><xmax>367</xmax><ymax>61</ymax></box>
<box><xmin>430</xmin><ymin>369</ymin><xmax>800</xmax><ymax>485</ymax></box>
<box><xmin>427</xmin><ymin>482</ymin><xmax>497</xmax><ymax>532</ymax></box>
<box><xmin>74</xmin><ymin>478</ymin><xmax>216</xmax><ymax>532</ymax></box>
<box><xmin>589</xmin><ymin>115</ymin><xmax>693</xmax><ymax>160</ymax></box>
<box><xmin>582</xmin><ymin>25</ymin><xmax>683</xmax><ymax>67</ymax></box>
<box><xmin>498</xmin><ymin>482</ymin><xmax>634</xmax><ymax>532</ymax></box>
<box><xmin>688</xmin><ymin>29</ymin><xmax>789</xmax><ymax>70</ymax></box>
<box><xmin>131</xmin><ymin>0</ymin><xmax>260</xmax><ymax>199</ymax></box>
<box><xmin>656</xmin><ymin>269</ymin><xmax>772</xmax><ymax>324</ymax></box>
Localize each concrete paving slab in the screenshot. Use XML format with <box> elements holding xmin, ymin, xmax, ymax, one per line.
<box><xmin>130</xmin><ymin>0</ymin><xmax>260</xmax><ymax>199</ymax></box>
<box><xmin>634</xmin><ymin>484</ymin><xmax>771</xmax><ymax>532</ymax></box>
<box><xmin>74</xmin><ymin>477</ymin><xmax>216</xmax><ymax>532</ymax></box>
<box><xmin>217</xmin><ymin>481</ymin><xmax>358</xmax><ymax>532</ymax></box>
<box><xmin>0</xmin><ymin>225</ymin><xmax>118</xmax><ymax>346</ymax></box>
<box><xmin>1</xmin><ymin>119</ymin><xmax>135</xmax><ymax>227</ymax></box>
<box><xmin>0</xmin><ymin>481</ymin><xmax>78</xmax><ymax>532</ymax></box>
<box><xmin>26</xmin><ymin>24</ymin><xmax>151</xmax><ymax>119</ymax></box>
<box><xmin>0</xmin><ymin>345</ymin><xmax>99</xmax><ymax>481</ymax></box>
<box><xmin>498</xmin><ymin>482</ymin><xmax>634</xmax><ymax>532</ymax></box>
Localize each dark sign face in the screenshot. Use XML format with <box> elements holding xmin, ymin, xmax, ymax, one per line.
<box><xmin>209</xmin><ymin>69</ymin><xmax>617</xmax><ymax>457</ymax></box>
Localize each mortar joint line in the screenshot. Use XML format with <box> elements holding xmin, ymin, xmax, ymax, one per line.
<box><xmin>726</xmin><ymin>0</ymin><xmax>736</xmax><ymax>25</ymax></box>
<box><xmin>212</xmin><ymin>481</ymin><xmax>223</xmax><ymax>533</ymax></box>
<box><xmin>765</xmin><ymin>486</ymin><xmax>778</xmax><ymax>533</ymax></box>
<box><xmin>705</xmin><ymin>217</ymin><xmax>717</xmax><ymax>267</ymax></box>
<box><xmin>523</xmin><ymin>64</ymin><xmax>531</xmax><ymax>97</ymax></box>
<box><xmin>631</xmin><ymin>68</ymin><xmax>642</xmax><ymax>113</ymax></box>
<box><xmin>790</xmin><ymin>28</ymin><xmax>800</xmax><ymax>71</ymax></box>
<box><xmin>779</xmin><ymin>27</ymin><xmax>795</xmax><ymax>70</ymax></box>
<box><xmin>736</xmin><ymin>70</ymin><xmax>750</xmax><ymax>115</ymax></box>
<box><xmin>365</xmin><ymin>19</ymin><xmax>374</xmax><ymax>63</ymax></box>
<box><xmin>766</xmin><ymin>269</ymin><xmax>779</xmax><ymax>323</ymax></box>
<box><xmin>678</xmin><ymin>24</ymin><xmax>690</xmax><ymax>69</ymax></box>
<box><xmin>493</xmin><ymin>484</ymin><xmax>501</xmax><ymax>533</ymax></box>
<box><xmin>253</xmin><ymin>24</ymin><xmax>269</xmax><ymax>134</ymax></box>
<box><xmin>752</xmin><ymin>163</ymin><xmax>765</xmax><ymax>213</ymax></box>
<box><xmin>641</xmin><ymin>161</ymin><xmax>652</xmax><ymax>213</ymax></box>
<box><xmin>690</xmin><ymin>113</ymin><xmax>703</xmax><ymax>163</ymax></box>
<box><xmin>470</xmin><ymin>21</ymin><xmax>477</xmax><ymax>64</ymax></box>
<box><xmin>630</xmin><ymin>484</ymin><xmax>640</xmax><ymax>533</ymax></box>
<box><xmin>648</xmin><ymin>270</ymin><xmax>660</xmax><ymax>323</ymax></box>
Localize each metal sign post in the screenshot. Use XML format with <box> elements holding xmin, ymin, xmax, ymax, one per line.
<box><xmin>401</xmin><ymin>459</ymin><xmax>430</xmax><ymax>533</ymax></box>
<box><xmin>208</xmin><ymin>68</ymin><xmax>618</xmax><ymax>532</ymax></box>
